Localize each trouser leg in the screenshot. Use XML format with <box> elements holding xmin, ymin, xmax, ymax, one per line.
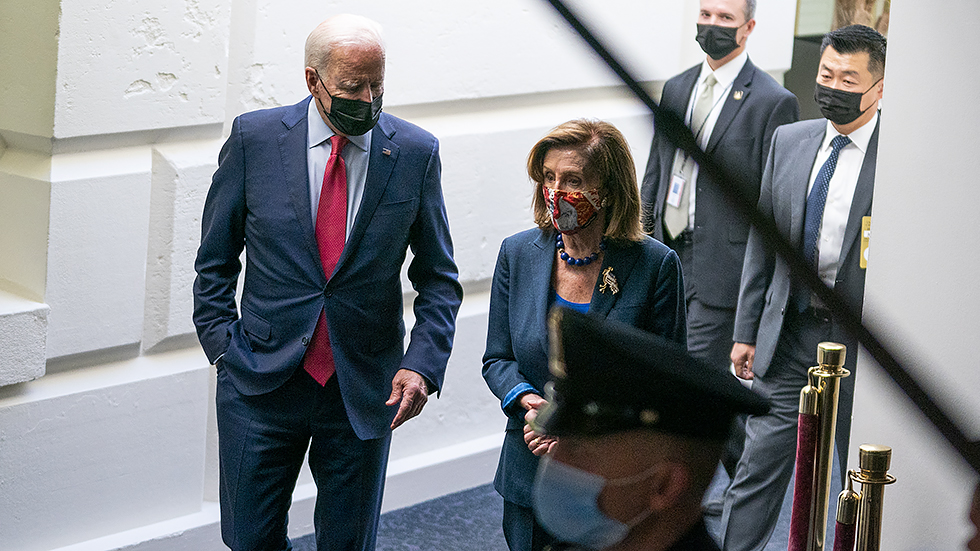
<box><xmin>307</xmin><ymin>376</ymin><xmax>392</xmax><ymax>551</ymax></box>
<box><xmin>721</xmin><ymin>317</ymin><xmax>830</xmax><ymax>551</ymax></box>
<box><xmin>216</xmin><ymin>367</ymin><xmax>311</xmax><ymax>551</ymax></box>
<box><xmin>503</xmin><ymin>500</ymin><xmax>557</xmax><ymax>551</ymax></box>
<box><xmin>686</xmin><ymin>297</ymin><xmax>743</xmax><ymax>477</ymax></box>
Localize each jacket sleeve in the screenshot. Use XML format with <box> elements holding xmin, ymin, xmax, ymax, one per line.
<box><xmin>645</xmin><ymin>247</ymin><xmax>687</xmax><ymax>346</ymax></box>
<box><xmin>482</xmin><ymin>238</ymin><xmax>536</xmax><ymax>419</ymax></box>
<box><xmin>733</xmin><ymin>126</ymin><xmax>781</xmax><ymax>344</ymax></box>
<box><xmin>193</xmin><ymin>116</ymin><xmax>247</xmax><ymax>364</ymax></box>
<box><xmin>402</xmin><ymin>136</ymin><xmax>464</xmax><ymax>392</ymax></box>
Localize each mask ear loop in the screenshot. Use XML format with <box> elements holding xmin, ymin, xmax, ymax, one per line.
<box><xmin>313</xmin><ymin>68</ymin><xmax>334</xmax><ymax>118</ymax></box>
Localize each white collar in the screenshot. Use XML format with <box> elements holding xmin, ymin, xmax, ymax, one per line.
<box><xmin>822</xmin><ymin>111</ymin><xmax>879</xmax><ymax>154</ymax></box>
<box><xmin>698</xmin><ymin>50</ymin><xmax>748</xmax><ymax>90</ymax></box>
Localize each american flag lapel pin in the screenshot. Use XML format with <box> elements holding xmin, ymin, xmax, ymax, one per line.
<box><xmin>382</xmin><ymin>148</ymin><xmax>392</xmax><ymax>156</ymax></box>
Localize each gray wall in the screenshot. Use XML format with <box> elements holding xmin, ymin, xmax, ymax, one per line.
<box><xmin>852</xmin><ymin>1</ymin><xmax>980</xmax><ymax>549</ymax></box>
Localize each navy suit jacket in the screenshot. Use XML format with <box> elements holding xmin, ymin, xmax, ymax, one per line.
<box><xmin>641</xmin><ymin>58</ymin><xmax>799</xmax><ymax>307</ymax></box>
<box><xmin>482</xmin><ymin>228</ymin><xmax>686</xmax><ymax>506</ymax></box>
<box><xmin>193</xmin><ymin>98</ymin><xmax>462</xmax><ymax>440</ymax></box>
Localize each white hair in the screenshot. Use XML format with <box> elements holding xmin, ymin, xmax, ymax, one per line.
<box><xmin>304</xmin><ymin>14</ymin><xmax>385</xmax><ymax>72</ymax></box>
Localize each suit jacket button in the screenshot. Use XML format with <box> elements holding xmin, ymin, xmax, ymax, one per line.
<box><xmin>302</xmin><ymin>336</ymin><xmax>310</xmax><ymax>346</ymax></box>
<box><xmin>325</xmin><ymin>291</ymin><xmax>333</xmax><ymax>298</ymax></box>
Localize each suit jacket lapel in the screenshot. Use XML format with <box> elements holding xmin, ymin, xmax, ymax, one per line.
<box><xmin>838</xmin><ymin>118</ymin><xmax>880</xmax><ymax>270</ymax></box>
<box><xmin>334</xmin><ymin>115</ymin><xmax>399</xmax><ymax>273</ymax></box>
<box><xmin>278</xmin><ymin>100</ymin><xmax>322</xmax><ymax>276</ymax></box>
<box><xmin>790</xmin><ymin>122</ymin><xmax>828</xmax><ymax>244</ymax></box>
<box><xmin>528</xmin><ymin>231</ymin><xmax>557</xmax><ymax>356</ymax></box>
<box><xmin>590</xmin><ymin>241</ymin><xmax>641</xmax><ymax>318</ymax></box>
<box><xmin>707</xmin><ymin>60</ymin><xmax>754</xmax><ymax>154</ymax></box>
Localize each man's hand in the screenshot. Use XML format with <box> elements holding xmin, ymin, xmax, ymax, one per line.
<box><xmin>731</xmin><ymin>342</ymin><xmax>757</xmax><ymax>380</ymax></box>
<box><xmin>387</xmin><ymin>369</ymin><xmax>429</xmax><ymax>430</ymax></box>
<box><xmin>520</xmin><ymin>396</ymin><xmax>557</xmax><ymax>456</ymax></box>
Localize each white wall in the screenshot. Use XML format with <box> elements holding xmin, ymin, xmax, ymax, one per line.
<box><xmin>850</xmin><ymin>1</ymin><xmax>980</xmax><ymax>549</ymax></box>
<box><xmin>0</xmin><ymin>1</ymin><xmax>798</xmax><ymax>549</ymax></box>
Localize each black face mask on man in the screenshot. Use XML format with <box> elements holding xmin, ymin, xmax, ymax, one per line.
<box><xmin>696</xmin><ymin>23</ymin><xmax>743</xmax><ymax>60</ymax></box>
<box><xmin>315</xmin><ymin>70</ymin><xmax>383</xmax><ymax>136</ymax></box>
<box><xmin>813</xmin><ymin>78</ymin><xmax>881</xmax><ymax>126</ymax></box>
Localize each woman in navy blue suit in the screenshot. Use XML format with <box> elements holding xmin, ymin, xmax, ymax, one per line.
<box><xmin>483</xmin><ymin>119</ymin><xmax>688</xmax><ymax>551</ymax></box>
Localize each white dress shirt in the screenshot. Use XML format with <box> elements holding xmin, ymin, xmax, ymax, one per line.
<box><xmin>807</xmin><ymin>111</ymin><xmax>879</xmax><ymax>287</ymax></box>
<box><xmin>674</xmin><ymin>50</ymin><xmax>748</xmax><ymax>228</ymax></box>
<box><xmin>307</xmin><ymin>97</ymin><xmax>373</xmax><ymax>239</ymax></box>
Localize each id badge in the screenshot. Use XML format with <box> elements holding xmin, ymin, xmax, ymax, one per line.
<box><xmin>860</xmin><ymin>216</ymin><xmax>871</xmax><ymax>269</ymax></box>
<box><xmin>666</xmin><ymin>174</ymin><xmax>686</xmax><ymax>208</ymax></box>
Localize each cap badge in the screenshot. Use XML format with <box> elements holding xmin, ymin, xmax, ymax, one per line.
<box><xmin>639</xmin><ymin>409</ymin><xmax>660</xmax><ymax>425</ymax></box>
<box><xmin>599</xmin><ymin>267</ymin><xmax>619</xmax><ymax>295</ymax></box>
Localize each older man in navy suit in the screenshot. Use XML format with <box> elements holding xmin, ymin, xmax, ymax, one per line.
<box><xmin>640</xmin><ymin>0</ymin><xmax>799</xmax><ymax>485</ymax></box>
<box><xmin>193</xmin><ymin>14</ymin><xmax>462</xmax><ymax>551</ymax></box>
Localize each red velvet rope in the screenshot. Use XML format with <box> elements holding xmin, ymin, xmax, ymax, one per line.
<box><xmin>832</xmin><ymin>519</ymin><xmax>857</xmax><ymax>551</ymax></box>
<box><xmin>788</xmin><ymin>412</ymin><xmax>820</xmax><ymax>551</ymax></box>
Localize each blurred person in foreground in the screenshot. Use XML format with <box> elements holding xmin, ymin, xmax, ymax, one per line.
<box><xmin>530</xmin><ymin>308</ymin><xmax>769</xmax><ymax>551</ymax></box>
<box><xmin>483</xmin><ymin>119</ymin><xmax>687</xmax><ymax>551</ymax></box>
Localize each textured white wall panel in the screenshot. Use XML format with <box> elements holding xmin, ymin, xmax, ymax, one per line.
<box><xmin>0</xmin><ymin>0</ymin><xmax>59</xmax><ymax>138</ymax></box>
<box><xmin>53</xmin><ymin>0</ymin><xmax>232</xmax><ymax>138</ymax></box>
<box><xmin>0</xmin><ymin>152</ymin><xmax>52</xmax><ymax>302</ymax></box>
<box><xmin>143</xmin><ymin>141</ymin><xmax>220</xmax><ymax>351</ymax></box>
<box><xmin>0</xmin><ymin>291</ymin><xmax>49</xmax><ymax>385</ymax></box>
<box><xmin>0</xmin><ymin>355</ymin><xmax>209</xmax><ymax>550</ymax></box>
<box><xmin>223</xmin><ymin>0</ymin><xmax>793</xmax><ymax>118</ymax></box>
<box><xmin>45</xmin><ymin>149</ymin><xmax>152</xmax><ymax>358</ymax></box>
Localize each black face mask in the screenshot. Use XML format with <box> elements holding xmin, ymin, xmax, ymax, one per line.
<box><xmin>315</xmin><ymin>70</ymin><xmax>383</xmax><ymax>136</ymax></box>
<box><xmin>696</xmin><ymin>23</ymin><xmax>743</xmax><ymax>60</ymax></box>
<box><xmin>813</xmin><ymin>79</ymin><xmax>881</xmax><ymax>126</ymax></box>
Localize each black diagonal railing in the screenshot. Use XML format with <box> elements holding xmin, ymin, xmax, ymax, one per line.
<box><xmin>542</xmin><ymin>0</ymin><xmax>980</xmax><ymax>474</ymax></box>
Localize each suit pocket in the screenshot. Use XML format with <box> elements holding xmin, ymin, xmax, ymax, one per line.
<box><xmin>729</xmin><ymin>218</ymin><xmax>750</xmax><ymax>243</ymax></box>
<box><xmin>241</xmin><ymin>306</ymin><xmax>272</xmax><ymax>342</ymax></box>
<box><xmin>375</xmin><ymin>197</ymin><xmax>419</xmax><ymax>218</ymax></box>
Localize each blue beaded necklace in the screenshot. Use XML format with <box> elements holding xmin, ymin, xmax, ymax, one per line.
<box><xmin>556</xmin><ymin>233</ymin><xmax>606</xmax><ymax>266</ymax></box>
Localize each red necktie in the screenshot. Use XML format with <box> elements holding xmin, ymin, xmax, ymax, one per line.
<box><xmin>303</xmin><ymin>134</ymin><xmax>348</xmax><ymax>386</ymax></box>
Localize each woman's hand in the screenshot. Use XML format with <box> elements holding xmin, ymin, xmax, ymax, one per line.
<box><xmin>522</xmin><ymin>401</ymin><xmax>557</xmax><ymax>456</ymax></box>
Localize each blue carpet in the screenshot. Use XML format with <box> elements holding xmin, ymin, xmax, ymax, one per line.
<box><xmin>293</xmin><ymin>466</ymin><xmax>822</xmax><ymax>550</ymax></box>
<box><xmin>292</xmin><ymin>483</ymin><xmax>507</xmax><ymax>551</ymax></box>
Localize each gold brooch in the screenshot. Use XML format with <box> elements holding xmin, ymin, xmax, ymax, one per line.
<box><xmin>734</xmin><ymin>90</ymin><xmax>744</xmax><ymax>100</ymax></box>
<box><xmin>599</xmin><ymin>267</ymin><xmax>619</xmax><ymax>295</ymax></box>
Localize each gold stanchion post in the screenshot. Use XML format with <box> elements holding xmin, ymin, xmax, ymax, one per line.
<box><xmin>850</xmin><ymin>445</ymin><xmax>896</xmax><ymax>551</ymax></box>
<box><xmin>807</xmin><ymin>343</ymin><xmax>850</xmax><ymax>551</ymax></box>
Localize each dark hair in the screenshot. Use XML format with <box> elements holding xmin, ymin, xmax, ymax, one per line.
<box><xmin>528</xmin><ymin>120</ymin><xmax>644</xmax><ymax>242</ymax></box>
<box><xmin>821</xmin><ymin>24</ymin><xmax>887</xmax><ymax>78</ymax></box>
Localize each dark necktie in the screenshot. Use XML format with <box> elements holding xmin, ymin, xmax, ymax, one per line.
<box><xmin>797</xmin><ymin>134</ymin><xmax>851</xmax><ymax>311</ymax></box>
<box><xmin>303</xmin><ymin>134</ymin><xmax>348</xmax><ymax>385</ymax></box>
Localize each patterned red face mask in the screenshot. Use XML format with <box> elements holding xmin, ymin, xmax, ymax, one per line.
<box><xmin>542</xmin><ymin>187</ymin><xmax>603</xmax><ymax>234</ymax></box>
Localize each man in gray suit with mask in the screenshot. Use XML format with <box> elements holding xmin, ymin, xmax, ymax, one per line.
<box><xmin>721</xmin><ymin>24</ymin><xmax>886</xmax><ymax>551</ymax></box>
